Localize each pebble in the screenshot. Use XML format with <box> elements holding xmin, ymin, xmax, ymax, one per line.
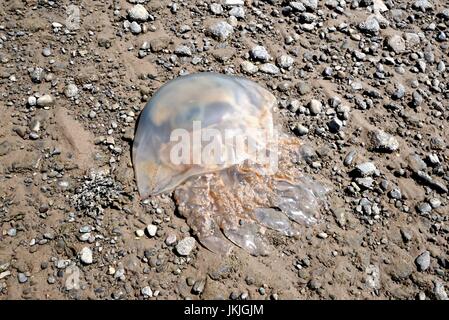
<box><xmin>250</xmin><ymin>46</ymin><xmax>271</xmax><ymax>62</ymax></box>
<box><xmin>328</xmin><ymin>117</ymin><xmax>343</xmax><ymax>133</ymax></box>
<box><xmin>308</xmin><ymin>99</ymin><xmax>322</xmax><ymax>115</ymax></box>
<box><xmin>240</xmin><ymin>61</ymin><xmax>258</xmax><ymax>74</ymax></box>
<box><xmin>415</xmin><ymin>251</ymin><xmax>430</xmax><ymax>271</ymax></box>
<box><xmin>135</xmin><ymin>229</ymin><xmax>145</xmax><ymax>237</ymax></box>
<box><xmin>176</xmin><ymin>237</ymin><xmax>196</xmax><ymax>256</ymax></box>
<box><xmin>141</xmin><ymin>286</ymin><xmax>153</xmax><ymax>298</ymax></box>
<box><xmin>434</xmin><ymin>281</ymin><xmax>448</xmax><ymax>300</ymax></box>
<box><xmin>146</xmin><ymin>224</ymin><xmax>157</xmax><ymax>237</ymax></box>
<box><xmin>276</xmin><ymin>55</ymin><xmax>294</xmax><ymax>69</ymax></box>
<box><xmin>259</xmin><ymin>63</ymin><xmax>279</xmax><ymax>75</ymax></box>
<box><xmin>359</xmin><ymin>16</ymin><xmax>380</xmax><ymax>34</ymax></box>
<box><xmin>386</xmin><ymin>34</ymin><xmax>406</xmax><ymax>54</ymax></box>
<box><xmin>207</xmin><ymin>21</ymin><xmax>234</xmax><ymax>41</ymax></box>
<box><xmin>355</xmin><ymin>162</ymin><xmax>377</xmax><ymax>177</ymax></box>
<box><xmin>37</xmin><ymin>94</ymin><xmax>55</xmax><ymax>108</ymax></box>
<box><xmin>128</xmin><ymin>4</ymin><xmax>150</xmax><ymax>22</ymax></box>
<box><xmin>79</xmin><ymin>247</ymin><xmax>93</xmax><ymax>265</ymax></box>
<box><xmin>369</xmin><ymin>130</ymin><xmax>399</xmax><ymax>152</ymax></box>
<box><xmin>64</xmin><ymin>84</ymin><xmax>78</xmax><ymax>98</ymax></box>
<box><xmin>130</xmin><ymin>21</ymin><xmax>142</xmax><ymax>34</ymax></box>
<box><xmin>175</xmin><ymin>45</ymin><xmax>192</xmax><ymax>57</ymax></box>
<box><xmin>210</xmin><ymin>3</ymin><xmax>224</xmax><ymax>15</ymax></box>
<box><xmin>18</xmin><ymin>273</ymin><xmax>28</xmax><ymax>283</ymax></box>
<box><xmin>229</xmin><ymin>6</ymin><xmax>245</xmax><ymax>19</ymax></box>
<box><xmin>192</xmin><ymin>279</ymin><xmax>206</xmax><ymax>294</ymax></box>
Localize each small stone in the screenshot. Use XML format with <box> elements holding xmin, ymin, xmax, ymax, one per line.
<box><xmin>28</xmin><ymin>96</ymin><xmax>37</xmax><ymax>106</ymax></box>
<box><xmin>417</xmin><ymin>202</ymin><xmax>432</xmax><ymax>215</ymax></box>
<box><xmin>146</xmin><ymin>224</ymin><xmax>157</xmax><ymax>237</ymax></box>
<box><xmin>328</xmin><ymin>117</ymin><xmax>343</xmax><ymax>133</ymax></box>
<box><xmin>415</xmin><ymin>251</ymin><xmax>430</xmax><ymax>272</ymax></box>
<box><xmin>130</xmin><ymin>21</ymin><xmax>142</xmax><ymax>34</ymax></box>
<box><xmin>359</xmin><ymin>15</ymin><xmax>380</xmax><ymax>35</ymax></box>
<box><xmin>413</xmin><ymin>0</ymin><xmax>432</xmax><ymax>12</ymax></box>
<box><xmin>240</xmin><ymin>61</ymin><xmax>258</xmax><ymax>74</ymax></box>
<box><xmin>7</xmin><ymin>228</ymin><xmax>16</xmax><ymax>236</ymax></box>
<box><xmin>295</xmin><ymin>124</ymin><xmax>309</xmax><ymax>136</ymax></box>
<box><xmin>429</xmin><ymin>198</ymin><xmax>441</xmax><ymax>209</ymax></box>
<box><xmin>175</xmin><ymin>45</ymin><xmax>192</xmax><ymax>57</ymax></box>
<box><xmin>250</xmin><ymin>46</ymin><xmax>271</xmax><ymax>62</ymax></box>
<box><xmin>135</xmin><ymin>229</ymin><xmax>145</xmax><ymax>237</ymax></box>
<box><xmin>308</xmin><ymin>99</ymin><xmax>322</xmax><ymax>115</ymax></box>
<box><xmin>386</xmin><ymin>34</ymin><xmax>406</xmax><ymax>54</ymax></box>
<box><xmin>210</xmin><ymin>3</ymin><xmax>224</xmax><ymax>15</ymax></box>
<box><xmin>141</xmin><ymin>286</ymin><xmax>153</xmax><ymax>298</ymax></box>
<box><xmin>259</xmin><ymin>63</ymin><xmax>279</xmax><ymax>75</ymax></box>
<box><xmin>128</xmin><ymin>4</ymin><xmax>149</xmax><ymax>22</ymax></box>
<box><xmin>37</xmin><ymin>95</ymin><xmax>54</xmax><ymax>108</ymax></box>
<box><xmin>317</xmin><ymin>232</ymin><xmax>328</xmax><ymax>239</ymax></box>
<box><xmin>64</xmin><ymin>84</ymin><xmax>78</xmax><ymax>98</ymax></box>
<box><xmin>276</xmin><ymin>55</ymin><xmax>294</xmax><ymax>69</ymax></box>
<box><xmin>79</xmin><ymin>247</ymin><xmax>93</xmax><ymax>265</ymax></box>
<box><xmin>229</xmin><ymin>6</ymin><xmax>245</xmax><ymax>19</ymax></box>
<box><xmin>389</xmin><ymin>188</ymin><xmax>402</xmax><ymax>200</ymax></box>
<box><xmin>165</xmin><ymin>234</ymin><xmax>177</xmax><ymax>246</ymax></box>
<box><xmin>18</xmin><ymin>273</ymin><xmax>28</xmax><ymax>283</ymax></box>
<box><xmin>207</xmin><ymin>21</ymin><xmax>234</xmax><ymax>41</ymax></box>
<box><xmin>176</xmin><ymin>237</ymin><xmax>196</xmax><ymax>256</ymax></box>
<box><xmin>434</xmin><ymin>281</ymin><xmax>448</xmax><ymax>300</ymax></box>
<box><xmin>42</xmin><ymin>47</ymin><xmax>52</xmax><ymax>57</ymax></box>
<box><xmin>369</xmin><ymin>130</ymin><xmax>399</xmax><ymax>152</ymax></box>
<box><xmin>222</xmin><ymin>0</ymin><xmax>244</xmax><ymax>5</ymax></box>
<box><xmin>192</xmin><ymin>279</ymin><xmax>206</xmax><ymax>294</ymax></box>
<box><xmin>355</xmin><ymin>162</ymin><xmax>377</xmax><ymax>177</ymax></box>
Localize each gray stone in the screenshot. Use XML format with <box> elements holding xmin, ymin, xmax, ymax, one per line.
<box><xmin>250</xmin><ymin>46</ymin><xmax>271</xmax><ymax>62</ymax></box>
<box><xmin>276</xmin><ymin>55</ymin><xmax>294</xmax><ymax>69</ymax></box>
<box><xmin>308</xmin><ymin>99</ymin><xmax>322</xmax><ymax>115</ymax></box>
<box><xmin>355</xmin><ymin>162</ymin><xmax>377</xmax><ymax>177</ymax></box>
<box><xmin>18</xmin><ymin>273</ymin><xmax>28</xmax><ymax>283</ymax></box>
<box><xmin>128</xmin><ymin>4</ymin><xmax>150</xmax><ymax>22</ymax></box>
<box><xmin>175</xmin><ymin>45</ymin><xmax>192</xmax><ymax>57</ymax></box>
<box><xmin>130</xmin><ymin>21</ymin><xmax>142</xmax><ymax>34</ymax></box>
<box><xmin>417</xmin><ymin>202</ymin><xmax>432</xmax><ymax>214</ymax></box>
<box><xmin>434</xmin><ymin>281</ymin><xmax>448</xmax><ymax>300</ymax></box>
<box><xmin>229</xmin><ymin>6</ymin><xmax>245</xmax><ymax>19</ymax></box>
<box><xmin>240</xmin><ymin>61</ymin><xmax>258</xmax><ymax>74</ymax></box>
<box><xmin>386</xmin><ymin>34</ymin><xmax>406</xmax><ymax>53</ymax></box>
<box><xmin>36</xmin><ymin>94</ymin><xmax>55</xmax><ymax>108</ymax></box>
<box><xmin>359</xmin><ymin>16</ymin><xmax>380</xmax><ymax>34</ymax></box>
<box><xmin>415</xmin><ymin>251</ymin><xmax>430</xmax><ymax>271</ymax></box>
<box><xmin>79</xmin><ymin>247</ymin><xmax>93</xmax><ymax>264</ymax></box>
<box><xmin>176</xmin><ymin>237</ymin><xmax>196</xmax><ymax>256</ymax></box>
<box><xmin>328</xmin><ymin>117</ymin><xmax>343</xmax><ymax>133</ymax></box>
<box><xmin>369</xmin><ymin>130</ymin><xmax>399</xmax><ymax>152</ymax></box>
<box><xmin>210</xmin><ymin>3</ymin><xmax>224</xmax><ymax>15</ymax></box>
<box><xmin>64</xmin><ymin>84</ymin><xmax>78</xmax><ymax>98</ymax></box>
<box><xmin>141</xmin><ymin>286</ymin><xmax>153</xmax><ymax>298</ymax></box>
<box><xmin>413</xmin><ymin>0</ymin><xmax>432</xmax><ymax>12</ymax></box>
<box><xmin>146</xmin><ymin>224</ymin><xmax>157</xmax><ymax>237</ymax></box>
<box><xmin>259</xmin><ymin>63</ymin><xmax>279</xmax><ymax>75</ymax></box>
<box><xmin>207</xmin><ymin>21</ymin><xmax>234</xmax><ymax>41</ymax></box>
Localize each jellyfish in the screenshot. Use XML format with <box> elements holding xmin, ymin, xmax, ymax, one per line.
<box><xmin>133</xmin><ymin>73</ymin><xmax>327</xmax><ymax>256</ymax></box>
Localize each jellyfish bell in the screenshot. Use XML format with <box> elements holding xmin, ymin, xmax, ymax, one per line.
<box><xmin>132</xmin><ymin>72</ymin><xmax>278</xmax><ymax>198</ymax></box>
<box><xmin>133</xmin><ymin>72</ymin><xmax>328</xmax><ymax>256</ymax></box>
